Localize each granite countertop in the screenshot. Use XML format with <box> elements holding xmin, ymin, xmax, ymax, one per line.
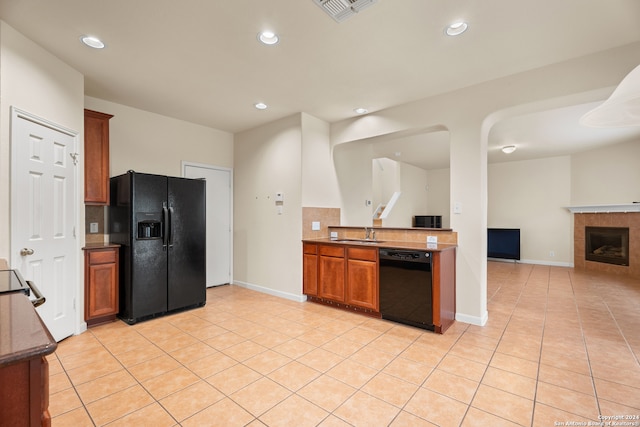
<box><xmin>0</xmin><ymin>293</ymin><xmax>57</xmax><ymax>367</ymax></box>
<box><xmin>302</xmin><ymin>237</ymin><xmax>457</xmax><ymax>252</ymax></box>
<box><xmin>82</xmin><ymin>242</ymin><xmax>121</xmax><ymax>250</ymax></box>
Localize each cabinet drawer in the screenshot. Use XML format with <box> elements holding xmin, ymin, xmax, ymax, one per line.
<box><xmin>303</xmin><ymin>243</ymin><xmax>318</xmax><ymax>255</ymax></box>
<box><xmin>347</xmin><ymin>247</ymin><xmax>377</xmax><ymax>262</ymax></box>
<box><xmin>88</xmin><ymin>249</ymin><xmax>116</xmax><ymax>265</ymax></box>
<box><xmin>319</xmin><ymin>245</ymin><xmax>345</xmax><ymax>258</ymax></box>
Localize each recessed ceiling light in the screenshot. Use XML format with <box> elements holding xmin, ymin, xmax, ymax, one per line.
<box><xmin>80</xmin><ymin>35</ymin><xmax>105</xmax><ymax>49</ymax></box>
<box><xmin>354</xmin><ymin>108</ymin><xmax>368</xmax><ymax>114</ymax></box>
<box><xmin>501</xmin><ymin>145</ymin><xmax>516</xmax><ymax>154</ymax></box>
<box><xmin>258</xmin><ymin>31</ymin><xmax>279</xmax><ymax>45</ymax></box>
<box><xmin>255</xmin><ymin>102</ymin><xmax>268</xmax><ymax>110</ymax></box>
<box><xmin>445</xmin><ymin>21</ymin><xmax>468</xmax><ymax>36</ymax></box>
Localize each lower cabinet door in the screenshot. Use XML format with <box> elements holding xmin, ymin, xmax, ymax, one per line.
<box><xmin>318</xmin><ymin>255</ymin><xmax>345</xmax><ymax>302</ymax></box>
<box><xmin>87</xmin><ymin>262</ymin><xmax>118</xmax><ymax>318</ymax></box>
<box><xmin>84</xmin><ymin>247</ymin><xmax>119</xmax><ymax>326</ymax></box>
<box><xmin>346</xmin><ymin>259</ymin><xmax>378</xmax><ymax>310</ymax></box>
<box><xmin>303</xmin><ymin>253</ymin><xmax>318</xmax><ymax>296</ymax></box>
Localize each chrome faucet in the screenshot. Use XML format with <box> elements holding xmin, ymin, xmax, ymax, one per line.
<box><xmin>364</xmin><ymin>227</ymin><xmax>376</xmax><ymax>241</ymax></box>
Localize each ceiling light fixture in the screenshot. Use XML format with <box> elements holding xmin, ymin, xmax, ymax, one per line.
<box><xmin>354</xmin><ymin>108</ymin><xmax>368</xmax><ymax>114</ymax></box>
<box><xmin>258</xmin><ymin>31</ymin><xmax>279</xmax><ymax>45</ymax></box>
<box><xmin>254</xmin><ymin>102</ymin><xmax>268</xmax><ymax>110</ymax></box>
<box><xmin>501</xmin><ymin>145</ymin><xmax>516</xmax><ymax>154</ymax></box>
<box><xmin>445</xmin><ymin>21</ymin><xmax>468</xmax><ymax>36</ymax></box>
<box><xmin>80</xmin><ymin>35</ymin><xmax>105</xmax><ymax>49</ymax></box>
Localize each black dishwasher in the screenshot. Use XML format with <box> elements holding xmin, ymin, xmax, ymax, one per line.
<box><xmin>379</xmin><ymin>248</ymin><xmax>433</xmax><ymax>330</ymax></box>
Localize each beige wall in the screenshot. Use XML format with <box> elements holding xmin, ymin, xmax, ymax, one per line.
<box><xmin>382</xmin><ymin>161</ymin><xmax>428</xmax><ymax>228</ymax></box>
<box><xmin>234</xmin><ymin>112</ymin><xmax>341</xmax><ymax>300</ymax></box>
<box><xmin>234</xmin><ymin>114</ymin><xmax>304</xmax><ymax>300</ymax></box>
<box><xmin>426</xmin><ymin>168</ymin><xmax>451</xmax><ymax>228</ymax></box>
<box><xmin>334</xmin><ymin>141</ymin><xmax>375</xmax><ymax>226</ymax></box>
<box><xmin>571</xmin><ymin>139</ymin><xmax>640</xmax><ymax>205</ymax></box>
<box><xmin>372</xmin><ymin>157</ymin><xmax>399</xmax><ymax>211</ymax></box>
<box><xmin>301</xmin><ymin>113</ymin><xmax>341</xmax><ymax>208</ymax></box>
<box><xmin>84</xmin><ymin>96</ymin><xmax>233</xmax><ymax>177</ymax></box>
<box><xmin>0</xmin><ymin>21</ymin><xmax>85</xmax><ymax>261</ymax></box>
<box><xmin>488</xmin><ymin>156</ymin><xmax>572</xmax><ymax>264</ymax></box>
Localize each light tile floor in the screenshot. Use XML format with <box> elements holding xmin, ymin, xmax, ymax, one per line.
<box><xmin>49</xmin><ymin>262</ymin><xmax>640</xmax><ymax>426</ymax></box>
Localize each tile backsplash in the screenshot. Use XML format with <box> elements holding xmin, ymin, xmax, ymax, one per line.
<box><xmin>85</xmin><ymin>205</ymin><xmax>107</xmax><ymax>244</ymax></box>
<box><xmin>302</xmin><ymin>207</ymin><xmax>340</xmax><ymax>239</ymax></box>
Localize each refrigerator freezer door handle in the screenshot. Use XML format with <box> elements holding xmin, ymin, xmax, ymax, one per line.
<box><xmin>162</xmin><ymin>205</ymin><xmax>169</xmax><ymax>251</ymax></box>
<box><xmin>168</xmin><ymin>206</ymin><xmax>175</xmax><ymax>248</ymax></box>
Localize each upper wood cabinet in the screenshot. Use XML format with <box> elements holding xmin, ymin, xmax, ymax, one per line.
<box><xmin>84</xmin><ymin>109</ymin><xmax>113</xmax><ymax>205</ymax></box>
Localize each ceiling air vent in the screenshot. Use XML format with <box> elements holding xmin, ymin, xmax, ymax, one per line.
<box><xmin>312</xmin><ymin>0</ymin><xmax>378</xmax><ymax>23</ymax></box>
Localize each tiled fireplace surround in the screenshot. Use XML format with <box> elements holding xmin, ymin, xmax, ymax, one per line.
<box><xmin>573</xmin><ymin>212</ymin><xmax>640</xmax><ymax>277</ymax></box>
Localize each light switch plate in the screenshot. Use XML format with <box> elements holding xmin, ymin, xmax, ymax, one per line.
<box><xmin>312</xmin><ymin>221</ymin><xmax>320</xmax><ymax>231</ymax></box>
<box><xmin>89</xmin><ymin>222</ymin><xmax>99</xmax><ymax>233</ymax></box>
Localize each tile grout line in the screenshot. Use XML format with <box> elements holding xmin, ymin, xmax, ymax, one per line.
<box><xmin>570</xmin><ymin>270</ymin><xmax>604</xmax><ymax>419</ymax></box>
<box><xmin>529</xmin><ymin>263</ymin><xmax>552</xmax><ymax>427</ymax></box>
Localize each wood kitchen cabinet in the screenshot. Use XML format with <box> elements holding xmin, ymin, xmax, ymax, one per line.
<box><xmin>318</xmin><ymin>244</ymin><xmax>346</xmax><ymax>303</ymax></box>
<box><xmin>304</xmin><ymin>243</ymin><xmax>379</xmax><ymax>313</ymax></box>
<box><xmin>0</xmin><ymin>293</ymin><xmax>57</xmax><ymax>427</ymax></box>
<box><xmin>84</xmin><ymin>245</ymin><xmax>119</xmax><ymax>327</ymax></box>
<box><xmin>346</xmin><ymin>247</ymin><xmax>378</xmax><ymax>311</ymax></box>
<box><xmin>84</xmin><ymin>109</ymin><xmax>113</xmax><ymax>205</ymax></box>
<box><xmin>302</xmin><ymin>243</ymin><xmax>318</xmax><ymax>296</ymax></box>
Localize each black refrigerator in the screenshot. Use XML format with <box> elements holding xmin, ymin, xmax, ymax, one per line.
<box><xmin>109</xmin><ymin>171</ymin><xmax>206</xmax><ymax>324</ymax></box>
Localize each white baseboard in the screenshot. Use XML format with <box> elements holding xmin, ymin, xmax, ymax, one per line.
<box><xmin>488</xmin><ymin>258</ymin><xmax>573</xmax><ymax>267</ymax></box>
<box><xmin>456</xmin><ymin>310</ymin><xmax>488</xmax><ymax>326</ymax></box>
<box><xmin>233</xmin><ymin>280</ymin><xmax>307</xmax><ymax>303</ymax></box>
<box><xmin>518</xmin><ymin>259</ymin><xmax>573</xmax><ymax>267</ymax></box>
<box><xmin>76</xmin><ymin>322</ymin><xmax>87</xmax><ymax>337</ymax></box>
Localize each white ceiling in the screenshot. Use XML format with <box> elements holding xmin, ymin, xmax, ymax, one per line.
<box><xmin>2</xmin><ymin>0</ymin><xmax>640</xmax><ymax>168</ymax></box>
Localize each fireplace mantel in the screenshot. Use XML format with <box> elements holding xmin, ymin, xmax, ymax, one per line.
<box><xmin>566</xmin><ymin>204</ymin><xmax>640</xmax><ymax>214</ymax></box>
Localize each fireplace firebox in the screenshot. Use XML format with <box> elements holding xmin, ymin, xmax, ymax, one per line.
<box><xmin>585</xmin><ymin>226</ymin><xmax>629</xmax><ymax>266</ymax></box>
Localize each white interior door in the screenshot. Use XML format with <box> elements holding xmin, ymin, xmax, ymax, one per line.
<box><xmin>183</xmin><ymin>162</ymin><xmax>232</xmax><ymax>287</ymax></box>
<box><xmin>11</xmin><ymin>108</ymin><xmax>77</xmax><ymax>342</ymax></box>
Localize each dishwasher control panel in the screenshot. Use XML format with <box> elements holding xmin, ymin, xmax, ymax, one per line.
<box><xmin>379</xmin><ymin>249</ymin><xmax>430</xmax><ymax>263</ymax></box>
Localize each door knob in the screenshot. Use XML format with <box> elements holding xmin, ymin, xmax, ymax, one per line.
<box><xmin>20</xmin><ymin>248</ymin><xmax>35</xmax><ymax>256</ymax></box>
